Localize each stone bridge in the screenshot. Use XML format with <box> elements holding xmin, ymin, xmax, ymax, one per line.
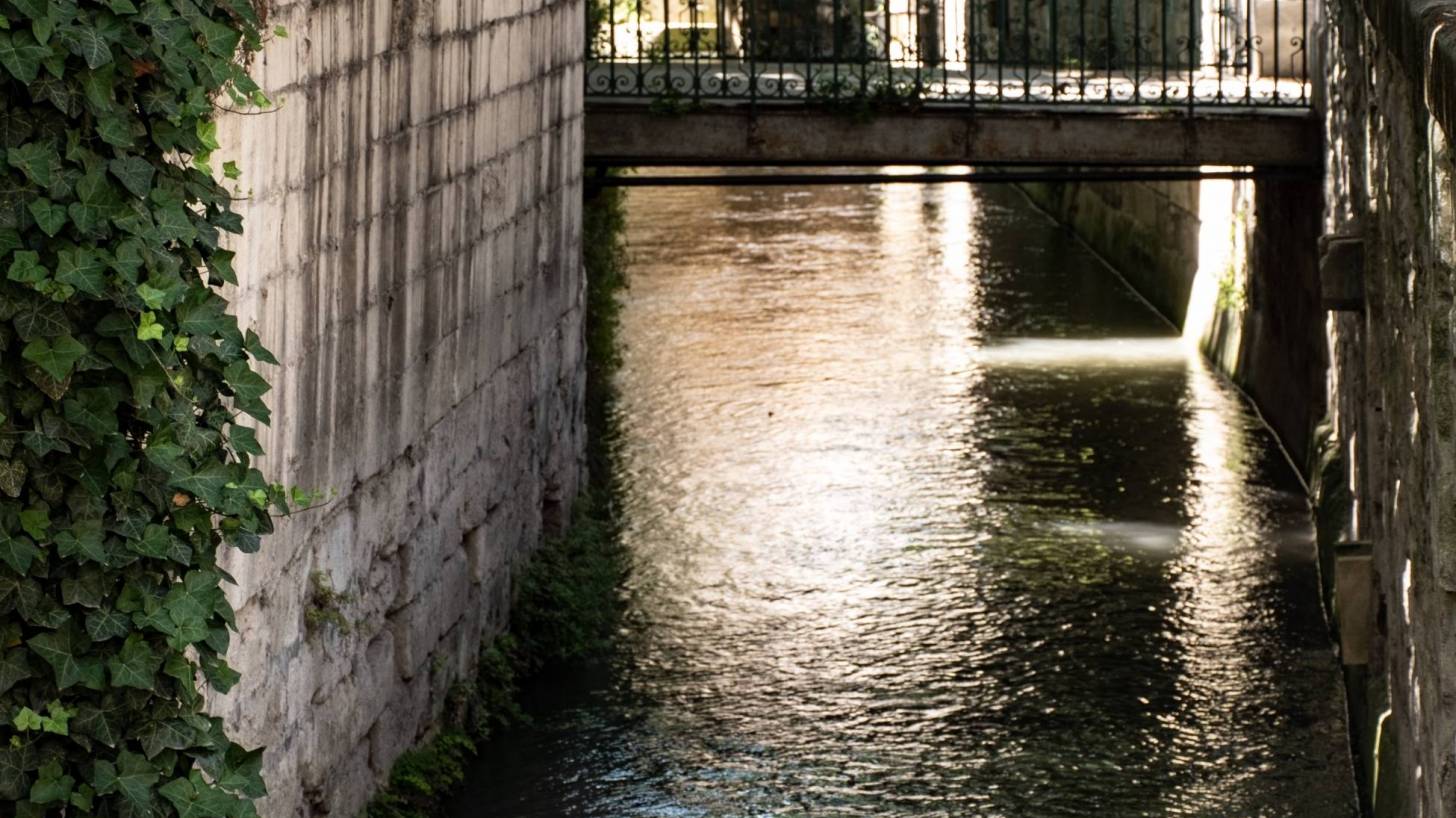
<box><xmin>584</xmin><ymin>0</ymin><xmax>1320</xmax><ymax>168</ymax></box>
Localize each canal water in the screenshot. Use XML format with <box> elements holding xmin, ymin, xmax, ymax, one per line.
<box><xmin>454</xmin><ymin>178</ymin><xmax>1357</xmax><ymax>816</ymax></box>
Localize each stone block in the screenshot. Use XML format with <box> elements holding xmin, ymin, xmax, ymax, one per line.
<box><xmin>213</xmin><ymin>0</ymin><xmax>586</xmax><ymax>812</ymax></box>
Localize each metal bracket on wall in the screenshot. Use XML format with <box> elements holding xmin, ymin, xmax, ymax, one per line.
<box><xmin>1319</xmin><ymin>235</ymin><xmax>1365</xmax><ymax>311</ymax></box>
<box><xmin>1334</xmin><ymin>541</ymin><xmax>1374</xmax><ymax>666</ymax></box>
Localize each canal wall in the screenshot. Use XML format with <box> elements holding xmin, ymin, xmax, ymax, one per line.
<box><xmin>1320</xmin><ymin>0</ymin><xmax>1456</xmax><ymax>810</ymax></box>
<box><xmin>1018</xmin><ymin>176</ymin><xmax>1326</xmax><ymax>468</ymax></box>
<box><xmin>208</xmin><ymin>0</ymin><xmax>586</xmax><ymax>815</ymax></box>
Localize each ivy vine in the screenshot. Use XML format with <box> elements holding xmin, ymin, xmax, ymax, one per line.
<box><xmin>0</xmin><ymin>0</ymin><xmax>286</xmax><ymax>814</ymax></box>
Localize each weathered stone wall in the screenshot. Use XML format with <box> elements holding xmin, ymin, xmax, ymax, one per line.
<box><xmin>1020</xmin><ymin>179</ymin><xmax>1205</xmax><ymax>325</ymax></box>
<box><xmin>1320</xmin><ymin>0</ymin><xmax>1456</xmax><ymax>810</ymax></box>
<box><xmin>1019</xmin><ymin>176</ymin><xmax>1326</xmax><ymax>466</ymax></box>
<box><xmin>207</xmin><ymin>1</ymin><xmax>586</xmax><ymax>814</ymax></box>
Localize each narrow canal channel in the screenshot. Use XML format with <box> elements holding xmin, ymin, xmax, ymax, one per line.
<box><xmin>455</xmin><ymin>177</ymin><xmax>1357</xmax><ymax>816</ymax></box>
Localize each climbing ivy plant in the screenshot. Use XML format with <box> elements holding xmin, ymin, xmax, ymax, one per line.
<box><xmin>0</xmin><ymin>0</ymin><xmax>283</xmax><ymax>814</ymax></box>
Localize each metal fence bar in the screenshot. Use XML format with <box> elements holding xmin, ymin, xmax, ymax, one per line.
<box><xmin>584</xmin><ymin>0</ymin><xmax>1311</xmax><ymax>109</ymax></box>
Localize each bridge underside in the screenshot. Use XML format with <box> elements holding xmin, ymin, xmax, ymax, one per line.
<box><xmin>583</xmin><ymin>104</ymin><xmax>1321</xmax><ymax>169</ymax></box>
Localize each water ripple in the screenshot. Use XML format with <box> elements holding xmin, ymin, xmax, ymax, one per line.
<box><xmin>451</xmin><ymin>179</ymin><xmax>1355</xmax><ymax>818</ymax></box>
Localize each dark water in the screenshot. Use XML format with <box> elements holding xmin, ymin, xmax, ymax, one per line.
<box><xmin>453</xmin><ymin>178</ymin><xmax>1357</xmax><ymax>817</ymax></box>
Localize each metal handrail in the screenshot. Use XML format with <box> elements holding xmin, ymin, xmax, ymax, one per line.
<box><xmin>585</xmin><ymin>0</ymin><xmax>1311</xmax><ymax>108</ymax></box>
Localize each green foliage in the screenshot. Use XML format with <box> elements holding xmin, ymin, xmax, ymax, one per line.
<box><xmin>581</xmin><ymin>184</ymin><xmax>626</xmax><ymax>475</ymax></box>
<box><xmin>510</xmin><ymin>492</ymin><xmax>623</xmax><ymax>674</ymax></box>
<box><xmin>0</xmin><ymin>0</ymin><xmax>281</xmax><ymax>814</ymax></box>
<box><xmin>361</xmin><ymin>731</ymin><xmax>476</xmax><ymax>818</ymax></box>
<box><xmin>304</xmin><ymin>570</ymin><xmax>353</xmax><ymax>636</ymax></box>
<box><xmin>360</xmin><ymin>641</ymin><xmax>521</xmax><ymax>818</ymax></box>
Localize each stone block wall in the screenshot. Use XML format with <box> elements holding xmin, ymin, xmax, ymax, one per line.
<box><xmin>1320</xmin><ymin>0</ymin><xmax>1456</xmax><ymax>811</ymax></box>
<box><xmin>206</xmin><ymin>0</ymin><xmax>586</xmax><ymax>814</ymax></box>
<box><xmin>1019</xmin><ymin>175</ymin><xmax>1325</xmax><ymax>467</ymax></box>
<box><xmin>1020</xmin><ymin>179</ymin><xmax>1206</xmax><ymax>325</ymax></box>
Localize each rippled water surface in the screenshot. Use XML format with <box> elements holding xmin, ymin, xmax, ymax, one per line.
<box><xmin>453</xmin><ymin>178</ymin><xmax>1356</xmax><ymax>817</ymax></box>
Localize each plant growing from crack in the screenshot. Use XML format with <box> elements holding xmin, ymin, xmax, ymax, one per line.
<box><xmin>305</xmin><ymin>570</ymin><xmax>353</xmax><ymax>636</ymax></box>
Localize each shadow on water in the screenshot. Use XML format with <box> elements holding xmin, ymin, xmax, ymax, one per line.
<box><xmin>450</xmin><ymin>177</ymin><xmax>1356</xmax><ymax>817</ymax></box>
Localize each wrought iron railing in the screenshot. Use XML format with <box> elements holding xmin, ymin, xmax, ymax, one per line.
<box><xmin>586</xmin><ymin>0</ymin><xmax>1311</xmax><ymax>108</ymax></box>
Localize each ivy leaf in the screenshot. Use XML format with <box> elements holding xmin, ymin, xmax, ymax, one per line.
<box><xmin>29</xmin><ymin>73</ymin><xmax>75</xmax><ymax>114</ymax></box>
<box><xmin>196</xmin><ymin>17</ymin><xmax>242</xmax><ymax>57</ymax></box>
<box><xmin>63</xmin><ymin>386</ymin><xmax>119</xmax><ymax>436</ymax></box>
<box><xmin>0</xmin><ymin>648</ymin><xmax>33</xmax><ymax>696</ymax></box>
<box><xmin>84</xmin><ymin>607</ymin><xmax>130</xmax><ymax>641</ymax></box>
<box><xmin>108</xmin><ymin>634</ymin><xmax>159</xmax><ymax>689</ymax></box>
<box><xmin>15</xmin><ymin>578</ymin><xmax>69</xmax><ymax>628</ymax></box>
<box><xmin>18</xmin><ymin>507</ymin><xmax>48</xmax><ymax>539</ymax></box>
<box><xmin>0</xmin><ymin>30</ymin><xmax>49</xmax><ymax>84</ymax></box>
<box><xmin>223</xmin><ymin>360</ymin><xmax>270</xmax><ymax>420</ymax></box>
<box><xmin>153</xmin><ymin>201</ymin><xmax>196</xmax><ymax>243</ymax></box>
<box><xmin>0</xmin><ymin>458</ymin><xmax>25</xmax><ymax>497</ymax></box>
<box><xmin>130</xmin><ymin>524</ymin><xmax>171</xmax><ymax>558</ymax></box>
<box><xmin>244</xmin><ymin>329</ymin><xmax>276</xmax><ymax>364</ymax></box>
<box><xmin>164</xmin><ymin>570</ymin><xmax>221</xmax><ymax>633</ymax></box>
<box><xmin>170</xmin><ymin>463</ymin><xmax>232</xmax><ymax>507</ymax></box>
<box><xmin>195</xmin><ymin>120</ymin><xmax>220</xmax><ymax>152</ymax></box>
<box><xmin>55</xmin><ymin>519</ymin><xmax>105</xmax><ymax>564</ymax></box>
<box><xmin>139</xmin><ymin>719</ymin><xmax>195</xmax><ymax>758</ymax></box>
<box><xmin>136</xmin><ymin>281</ymin><xmax>168</xmax><ymax>309</ymax></box>
<box><xmin>61</xmin><ymin>26</ymin><xmax>112</xmax><ymax>69</ymax></box>
<box><xmin>160</xmin><ymin>771</ymin><xmax>243</xmax><ymax>818</ymax></box>
<box><xmin>10</xmin><ymin>0</ymin><xmax>48</xmax><ymax>20</ymax></box>
<box><xmin>206</xmin><ymin>248</ymin><xmax>236</xmax><ymax>284</ymax></box>
<box><xmin>96</xmin><ymin>114</ymin><xmax>133</xmax><ymax>148</ymax></box>
<box><xmin>11</xmin><ymin>296</ymin><xmax>69</xmax><ymax>338</ymax></box>
<box><xmin>71</xmin><ymin>171</ymin><xmax>124</xmax><ymax>239</ymax></box>
<box><xmin>202</xmin><ymin>744</ymin><xmax>265</xmax><ymax>798</ymax></box>
<box><xmin>93</xmin><ymin>750</ymin><xmax>158</xmax><ymax>810</ymax></box>
<box><xmin>29</xmin><ymin>759</ymin><xmax>76</xmax><ymax>804</ymax></box>
<box><xmin>199</xmin><ymin>653</ymin><xmax>240</xmax><ymax>693</ymax></box>
<box><xmin>0</xmin><ymin>532</ymin><xmax>38</xmax><ymax>573</ymax></box>
<box><xmin>7</xmin><ymin>249</ymin><xmax>45</xmax><ymax>284</ymax></box>
<box><xmin>21</xmin><ymin>333</ymin><xmax>85</xmax><ymax>380</ymax></box>
<box><xmin>0</xmin><ymin>227</ymin><xmax>21</xmax><ymax>258</ymax></box>
<box><xmin>108</xmin><ymin>155</ymin><xmax>154</xmax><ymax>198</ymax></box>
<box><xmin>31</xmin><ymin>17</ymin><xmax>55</xmax><ymax>47</ymax></box>
<box><xmin>136</xmin><ymin>310</ymin><xmax>163</xmax><ymax>341</ymax></box>
<box><xmin>24</xmin><ymin>365</ymin><xmax>71</xmax><ymax>402</ymax></box>
<box><xmin>28</xmin><ymin>624</ymin><xmax>104</xmax><ymax>689</ymax></box>
<box><xmin>26</xmin><ymin>198</ymin><xmax>65</xmax><ymax>237</ymax></box>
<box><xmin>55</xmin><ymin>247</ymin><xmax>106</xmax><ymax>296</ymax></box>
<box><xmin>14</xmin><ymin>706</ymin><xmax>43</xmax><ymax>731</ymax></box>
<box><xmin>110</xmin><ymin>237</ymin><xmax>143</xmax><ymax>280</ymax></box>
<box><xmin>178</xmin><ymin>298</ymin><xmax>235</xmax><ymax>338</ymax></box>
<box><xmin>41</xmin><ymin>699</ymin><xmax>73</xmax><ymax>734</ymax></box>
<box><xmin>0</xmin><ymin>109</ymin><xmax>35</xmax><ymax>149</ymax></box>
<box><xmin>230</xmin><ymin>425</ymin><xmax>261</xmax><ymax>456</ymax></box>
<box><xmin>61</xmin><ymin>568</ymin><xmax>107</xmax><ymax>607</ymax></box>
<box><xmin>0</xmin><ymin>747</ymin><xmax>26</xmax><ymax>800</ymax></box>
<box><xmin>7</xmin><ymin>141</ymin><xmax>53</xmax><ymax>186</ymax></box>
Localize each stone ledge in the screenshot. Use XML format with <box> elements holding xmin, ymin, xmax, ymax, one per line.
<box><xmin>584</xmin><ymin>104</ymin><xmax>1323</xmax><ymax>168</ymax></box>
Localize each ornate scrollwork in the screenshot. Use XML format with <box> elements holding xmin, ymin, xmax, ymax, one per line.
<box><xmin>583</xmin><ymin>0</ymin><xmax>1313</xmax><ymax>109</ymax></box>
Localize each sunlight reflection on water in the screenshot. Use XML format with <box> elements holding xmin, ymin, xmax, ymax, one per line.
<box><xmin>451</xmin><ymin>177</ymin><xmax>1356</xmax><ymax>818</ymax></box>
